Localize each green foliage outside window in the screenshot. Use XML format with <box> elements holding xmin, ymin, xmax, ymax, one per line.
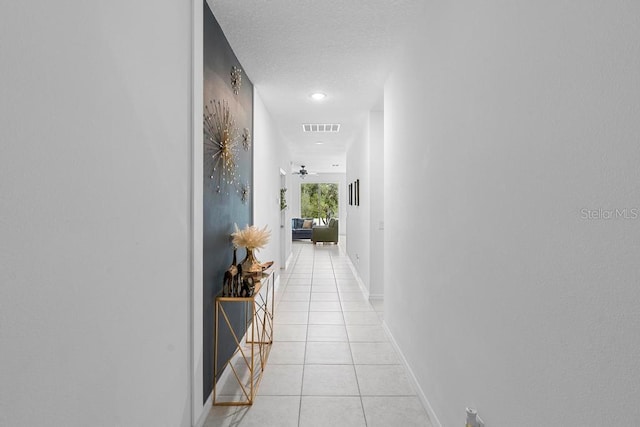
<box><xmin>300</xmin><ymin>183</ymin><xmax>338</xmax><ymax>225</ymax></box>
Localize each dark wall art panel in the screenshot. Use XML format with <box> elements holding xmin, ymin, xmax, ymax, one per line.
<box><xmin>351</xmin><ymin>180</ymin><xmax>358</xmax><ymax>206</ymax></box>
<box><xmin>203</xmin><ymin>2</ymin><xmax>253</xmax><ymax>402</ymax></box>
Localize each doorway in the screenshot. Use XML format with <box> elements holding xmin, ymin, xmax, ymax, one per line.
<box><xmin>279</xmin><ymin>168</ymin><xmax>288</xmax><ymax>268</ymax></box>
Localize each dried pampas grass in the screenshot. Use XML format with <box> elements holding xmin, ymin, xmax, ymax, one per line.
<box><xmin>232</xmin><ymin>224</ymin><xmax>271</xmax><ymax>250</ymax></box>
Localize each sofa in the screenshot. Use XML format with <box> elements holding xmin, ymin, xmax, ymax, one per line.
<box><xmin>292</xmin><ymin>218</ymin><xmax>315</xmax><ymax>240</ymax></box>
<box><xmin>312</xmin><ymin>218</ymin><xmax>339</xmax><ymax>244</ymax></box>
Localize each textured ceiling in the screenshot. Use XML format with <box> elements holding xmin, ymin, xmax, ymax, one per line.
<box><xmin>208</xmin><ymin>0</ymin><xmax>423</xmax><ymax>174</ymax></box>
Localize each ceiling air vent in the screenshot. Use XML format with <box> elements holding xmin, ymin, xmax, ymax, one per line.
<box><xmin>302</xmin><ymin>123</ymin><xmax>341</xmax><ymax>133</ymax></box>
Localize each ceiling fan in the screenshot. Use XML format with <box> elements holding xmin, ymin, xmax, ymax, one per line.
<box><xmin>292</xmin><ymin>165</ymin><xmax>317</xmax><ymax>179</ymax></box>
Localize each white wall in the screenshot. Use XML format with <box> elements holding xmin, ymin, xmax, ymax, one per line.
<box><xmin>0</xmin><ymin>2</ymin><xmax>192</xmax><ymax>426</ymax></box>
<box><xmin>192</xmin><ymin>1</ymin><xmax>205</xmax><ymax>423</ymax></box>
<box><xmin>368</xmin><ymin>111</ymin><xmax>384</xmax><ymax>298</ymax></box>
<box><xmin>345</xmin><ymin>112</ymin><xmax>384</xmax><ymax>298</ymax></box>
<box><xmin>384</xmin><ymin>2</ymin><xmax>640</xmax><ymax>426</ymax></box>
<box><xmin>346</xmin><ymin>120</ymin><xmax>371</xmax><ymax>293</ymax></box>
<box><xmin>253</xmin><ymin>89</ymin><xmax>292</xmax><ymax>273</ymax></box>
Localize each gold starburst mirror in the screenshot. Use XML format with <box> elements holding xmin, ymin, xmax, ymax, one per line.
<box><xmin>204</xmin><ymin>99</ymin><xmax>241</xmax><ymax>193</ymax></box>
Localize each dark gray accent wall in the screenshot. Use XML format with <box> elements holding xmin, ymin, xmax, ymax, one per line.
<box><xmin>203</xmin><ymin>2</ymin><xmax>253</xmax><ymax>402</ymax></box>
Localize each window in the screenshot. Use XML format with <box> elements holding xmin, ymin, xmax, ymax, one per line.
<box><xmin>300</xmin><ymin>183</ymin><xmax>338</xmax><ymax>225</ymax></box>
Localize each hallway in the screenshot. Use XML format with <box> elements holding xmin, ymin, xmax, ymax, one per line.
<box><xmin>204</xmin><ymin>241</ymin><xmax>432</xmax><ymax>427</ymax></box>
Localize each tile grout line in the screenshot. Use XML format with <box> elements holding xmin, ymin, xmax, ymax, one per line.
<box><xmin>330</xmin><ymin>247</ymin><xmax>369</xmax><ymax>427</ymax></box>
<box><xmin>274</xmin><ymin>243</ymin><xmax>383</xmax><ymax>426</ymax></box>
<box><xmin>297</xmin><ymin>243</ymin><xmax>314</xmax><ymax>427</ymax></box>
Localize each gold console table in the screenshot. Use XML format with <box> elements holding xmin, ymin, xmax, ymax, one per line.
<box><xmin>213</xmin><ymin>268</ymin><xmax>275</xmax><ymax>406</ymax></box>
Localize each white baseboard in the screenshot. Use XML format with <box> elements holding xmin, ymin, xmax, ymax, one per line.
<box><xmin>284</xmin><ymin>251</ymin><xmax>293</xmax><ymax>270</ymax></box>
<box><xmin>194</xmin><ymin>392</ymin><xmax>212</xmax><ymax>427</ymax></box>
<box><xmin>196</xmin><ymin>327</ymin><xmax>251</xmax><ymax>426</ymax></box>
<box><xmin>381</xmin><ymin>321</ymin><xmax>443</xmax><ymax>427</ymax></box>
<box><xmin>368</xmin><ymin>293</ymin><xmax>384</xmax><ymax>300</ymax></box>
<box><xmin>274</xmin><ymin>273</ymin><xmax>281</xmax><ymax>293</ymax></box>
<box><xmin>345</xmin><ymin>257</ymin><xmax>369</xmax><ymax>299</ymax></box>
<box><xmin>338</xmin><ymin>242</ymin><xmax>369</xmax><ymax>298</ymax></box>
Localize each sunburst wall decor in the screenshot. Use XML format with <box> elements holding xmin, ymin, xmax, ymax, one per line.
<box><xmin>238</xmin><ymin>181</ymin><xmax>250</xmax><ymax>204</ymax></box>
<box><xmin>204</xmin><ymin>99</ymin><xmax>241</xmax><ymax>193</ymax></box>
<box><xmin>230</xmin><ymin>66</ymin><xmax>242</xmax><ymax>95</ymax></box>
<box><xmin>242</xmin><ymin>128</ymin><xmax>251</xmax><ymax>151</ymax></box>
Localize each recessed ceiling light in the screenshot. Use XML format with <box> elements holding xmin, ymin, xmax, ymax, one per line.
<box><xmin>310</xmin><ymin>92</ymin><xmax>326</xmax><ymax>101</ymax></box>
<box><xmin>315</xmin><ymin>141</ymin><xmax>324</xmax><ymax>145</ymax></box>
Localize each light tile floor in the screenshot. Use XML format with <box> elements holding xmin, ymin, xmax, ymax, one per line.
<box><xmin>204</xmin><ymin>240</ymin><xmax>433</xmax><ymax>427</ymax></box>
